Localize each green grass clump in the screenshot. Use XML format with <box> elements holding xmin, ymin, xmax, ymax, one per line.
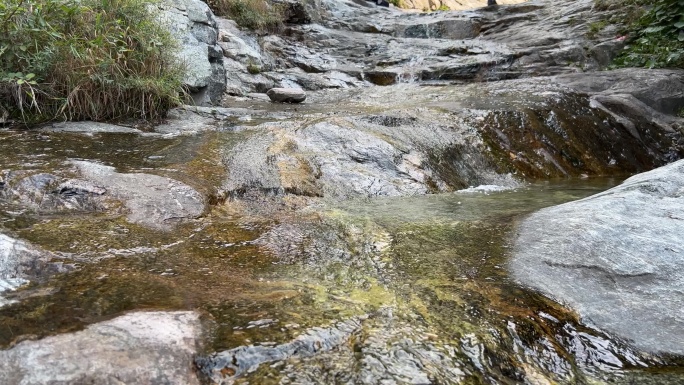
<box><xmin>613</xmin><ymin>0</ymin><xmax>684</xmax><ymax>68</ymax></box>
<box><xmin>206</xmin><ymin>0</ymin><xmax>284</xmax><ymax>32</ymax></box>
<box><xmin>587</xmin><ymin>20</ymin><xmax>609</xmax><ymax>39</ymax></box>
<box><xmin>0</xmin><ymin>0</ymin><xmax>185</xmax><ymax>125</ymax></box>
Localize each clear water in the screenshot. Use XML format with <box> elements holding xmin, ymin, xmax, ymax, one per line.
<box><xmin>0</xmin><ymin>128</ymin><xmax>682</xmax><ymax>384</ymax></box>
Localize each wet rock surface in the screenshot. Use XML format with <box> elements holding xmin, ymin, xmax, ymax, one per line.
<box><xmin>0</xmin><ymin>311</ymin><xmax>202</xmax><ymax>385</ymax></box>
<box><xmin>511</xmin><ymin>159</ymin><xmax>684</xmax><ymax>356</ymax></box>
<box><xmin>71</xmin><ymin>160</ymin><xmax>205</xmax><ymax>230</ymax></box>
<box><xmin>218</xmin><ymin>68</ymin><xmax>682</xmax><ymax>199</ymax></box>
<box><xmin>161</xmin><ymin>0</ymin><xmax>226</xmax><ymax>105</ymax></box>
<box><xmin>41</xmin><ymin>121</ymin><xmax>143</xmax><ymax>134</ymax></box>
<box><xmin>267</xmin><ymin>88</ymin><xmax>307</xmax><ymax>103</ymax></box>
<box><xmin>216</xmin><ymin>0</ymin><xmax>656</xmax><ymax>94</ymax></box>
<box><xmin>1</xmin><ymin>172</ymin><xmax>108</xmax><ymax>213</ymax></box>
<box><xmin>0</xmin><ymin>0</ymin><xmax>683</xmax><ymax>383</ymax></box>
<box><xmin>0</xmin><ymin>234</ymin><xmax>67</xmax><ymax>308</ymax></box>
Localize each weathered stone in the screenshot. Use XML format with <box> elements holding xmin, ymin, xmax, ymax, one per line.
<box><xmin>71</xmin><ymin>161</ymin><xmax>205</xmax><ymax>230</ymax></box>
<box><xmin>1</xmin><ymin>173</ymin><xmax>107</xmax><ymax>213</ymax></box>
<box><xmin>0</xmin><ymin>311</ymin><xmax>202</xmax><ymax>384</ymax></box>
<box><xmin>399</xmin><ymin>0</ymin><xmax>524</xmax><ymax>11</ymax></box>
<box><xmin>160</xmin><ymin>0</ymin><xmax>226</xmax><ymax>105</ymax></box>
<box><xmin>511</xmin><ymin>159</ymin><xmax>684</xmax><ymax>355</ymax></box>
<box><xmin>267</xmin><ymin>87</ymin><xmax>307</xmax><ymax>103</ymax></box>
<box><xmin>0</xmin><ymin>234</ymin><xmax>66</xmax><ymax>308</ymax></box>
<box><xmin>588</xmin><ymin>40</ymin><xmax>626</xmax><ymax>68</ymax></box>
<box><xmin>40</xmin><ymin>121</ymin><xmax>142</xmax><ymax>134</ymax></box>
<box><xmin>397</xmin><ymin>19</ymin><xmax>481</xmax><ymax>39</ymax></box>
<box><xmin>272</xmin><ymin>0</ymin><xmax>313</xmax><ymax>24</ymax></box>
<box><xmin>197</xmin><ymin>316</ymin><xmax>364</xmax><ymax>381</ymax></box>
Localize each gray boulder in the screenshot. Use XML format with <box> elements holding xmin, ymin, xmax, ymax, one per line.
<box><xmin>72</xmin><ymin>161</ymin><xmax>205</xmax><ymax>230</ymax></box>
<box><xmin>1</xmin><ymin>172</ymin><xmax>106</xmax><ymax>213</ymax></box>
<box><xmin>267</xmin><ymin>88</ymin><xmax>307</xmax><ymax>103</ymax></box>
<box><xmin>511</xmin><ymin>159</ymin><xmax>684</xmax><ymax>355</ymax></box>
<box><xmin>0</xmin><ymin>311</ymin><xmax>202</xmax><ymax>385</ymax></box>
<box><xmin>160</xmin><ymin>0</ymin><xmax>226</xmax><ymax>105</ymax></box>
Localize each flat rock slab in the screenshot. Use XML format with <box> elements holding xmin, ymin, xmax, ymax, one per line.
<box><xmin>267</xmin><ymin>88</ymin><xmax>307</xmax><ymax>103</ymax></box>
<box><xmin>0</xmin><ymin>311</ymin><xmax>202</xmax><ymax>385</ymax></box>
<box><xmin>511</xmin><ymin>159</ymin><xmax>684</xmax><ymax>355</ymax></box>
<box><xmin>72</xmin><ymin>160</ymin><xmax>205</xmax><ymax>230</ymax></box>
<box><xmin>41</xmin><ymin>121</ymin><xmax>143</xmax><ymax>134</ymax></box>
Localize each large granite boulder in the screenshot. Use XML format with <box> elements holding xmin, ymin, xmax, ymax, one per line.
<box><xmin>0</xmin><ymin>311</ymin><xmax>202</xmax><ymax>385</ymax></box>
<box><xmin>160</xmin><ymin>0</ymin><xmax>226</xmax><ymax>105</ymax></box>
<box><xmin>511</xmin><ymin>159</ymin><xmax>684</xmax><ymax>355</ymax></box>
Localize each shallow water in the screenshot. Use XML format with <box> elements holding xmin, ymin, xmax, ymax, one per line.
<box><xmin>0</xmin><ymin>127</ymin><xmax>682</xmax><ymax>384</ymax></box>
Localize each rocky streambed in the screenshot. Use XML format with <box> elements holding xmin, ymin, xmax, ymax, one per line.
<box><xmin>1</xmin><ymin>0</ymin><xmax>684</xmax><ymax>383</ymax></box>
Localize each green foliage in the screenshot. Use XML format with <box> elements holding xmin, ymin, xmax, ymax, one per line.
<box><xmin>388</xmin><ymin>0</ymin><xmax>405</xmax><ymax>7</ymax></box>
<box><xmin>0</xmin><ymin>0</ymin><xmax>185</xmax><ymax>125</ymax></box>
<box><xmin>587</xmin><ymin>20</ymin><xmax>609</xmax><ymax>39</ymax></box>
<box><xmin>437</xmin><ymin>4</ymin><xmax>450</xmax><ymax>11</ymax></box>
<box><xmin>206</xmin><ymin>0</ymin><xmax>284</xmax><ymax>32</ymax></box>
<box><xmin>615</xmin><ymin>0</ymin><xmax>684</xmax><ymax>68</ymax></box>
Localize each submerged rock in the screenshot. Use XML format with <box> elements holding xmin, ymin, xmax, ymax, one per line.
<box><xmin>267</xmin><ymin>88</ymin><xmax>307</xmax><ymax>103</ymax></box>
<box><xmin>72</xmin><ymin>160</ymin><xmax>205</xmax><ymax>230</ymax></box>
<box><xmin>0</xmin><ymin>234</ymin><xmax>67</xmax><ymax>308</ymax></box>
<box><xmin>41</xmin><ymin>121</ymin><xmax>142</xmax><ymax>134</ymax></box>
<box><xmin>0</xmin><ymin>311</ymin><xmax>202</xmax><ymax>384</ymax></box>
<box><xmin>511</xmin><ymin>159</ymin><xmax>684</xmax><ymax>355</ymax></box>
<box><xmin>0</xmin><ymin>172</ymin><xmax>106</xmax><ymax>213</ymax></box>
<box><xmin>197</xmin><ymin>316</ymin><xmax>364</xmax><ymax>381</ymax></box>
<box><xmin>197</xmin><ymin>310</ymin><xmax>472</xmax><ymax>384</ymax></box>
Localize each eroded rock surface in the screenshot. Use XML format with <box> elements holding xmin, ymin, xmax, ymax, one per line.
<box><xmin>72</xmin><ymin>160</ymin><xmax>205</xmax><ymax>230</ymax></box>
<box><xmin>0</xmin><ymin>234</ymin><xmax>67</xmax><ymax>308</ymax></box>
<box><xmin>0</xmin><ymin>311</ymin><xmax>202</xmax><ymax>385</ymax></box>
<box><xmin>219</xmin><ymin>68</ymin><xmax>682</xmax><ymax>200</ymax></box>
<box><xmin>267</xmin><ymin>88</ymin><xmax>307</xmax><ymax>103</ymax></box>
<box><xmin>216</xmin><ymin>0</ymin><xmax>652</xmax><ymax>94</ymax></box>
<box><xmin>161</xmin><ymin>0</ymin><xmax>226</xmax><ymax>105</ymax></box>
<box><xmin>511</xmin><ymin>159</ymin><xmax>684</xmax><ymax>355</ymax></box>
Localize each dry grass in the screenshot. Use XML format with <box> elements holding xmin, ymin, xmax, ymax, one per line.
<box><xmin>205</xmin><ymin>0</ymin><xmax>285</xmax><ymax>32</ymax></box>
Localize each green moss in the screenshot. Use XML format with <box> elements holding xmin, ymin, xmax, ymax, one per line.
<box><xmin>587</xmin><ymin>20</ymin><xmax>609</xmax><ymax>39</ymax></box>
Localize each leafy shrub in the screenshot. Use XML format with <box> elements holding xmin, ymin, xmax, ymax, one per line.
<box><xmin>205</xmin><ymin>0</ymin><xmax>284</xmax><ymax>32</ymax></box>
<box><xmin>437</xmin><ymin>4</ymin><xmax>450</xmax><ymax>11</ymax></box>
<box><xmin>0</xmin><ymin>0</ymin><xmax>185</xmax><ymax>125</ymax></box>
<box><xmin>615</xmin><ymin>0</ymin><xmax>684</xmax><ymax>68</ymax></box>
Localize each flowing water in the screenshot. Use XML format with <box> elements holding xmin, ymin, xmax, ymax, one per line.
<box><xmin>0</xmin><ymin>125</ymin><xmax>683</xmax><ymax>384</ymax></box>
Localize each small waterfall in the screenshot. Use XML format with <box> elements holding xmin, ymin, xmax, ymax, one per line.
<box><xmin>397</xmin><ymin>56</ymin><xmax>425</xmax><ymax>83</ymax></box>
